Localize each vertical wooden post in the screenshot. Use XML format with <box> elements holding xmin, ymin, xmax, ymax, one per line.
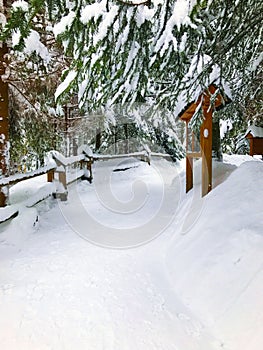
<box><xmin>0</xmin><ymin>43</ymin><xmax>9</xmax><ymax>206</ymax></box>
<box><xmin>186</xmin><ymin>155</ymin><xmax>193</xmax><ymax>193</ymax></box>
<box><xmin>58</xmin><ymin>168</ymin><xmax>67</xmax><ymax>201</ymax></box>
<box><xmin>200</xmin><ymin>105</ymin><xmax>213</xmax><ymax>197</ymax></box>
<box><xmin>185</xmin><ymin>121</ymin><xmax>193</xmax><ymax>193</ymax></box>
<box><xmin>87</xmin><ymin>158</ymin><xmax>93</xmax><ymax>183</ymax></box>
<box><xmin>47</xmin><ymin>169</ymin><xmax>54</xmax><ymax>182</ymax></box>
<box><xmin>59</xmin><ymin>171</ymin><xmax>67</xmax><ymax>190</ymax></box>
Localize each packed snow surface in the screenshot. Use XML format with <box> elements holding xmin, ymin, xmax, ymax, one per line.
<box><xmin>0</xmin><ymin>155</ymin><xmax>262</xmax><ymax>350</ymax></box>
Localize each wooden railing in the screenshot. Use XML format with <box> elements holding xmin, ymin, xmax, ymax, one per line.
<box><xmin>0</xmin><ymin>147</ymin><xmax>93</xmax><ymax>221</ymax></box>
<box><xmin>0</xmin><ymin>145</ymin><xmax>172</xmax><ymax>222</ymax></box>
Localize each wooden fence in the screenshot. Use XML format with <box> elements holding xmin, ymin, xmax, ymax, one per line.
<box><xmin>0</xmin><ymin>145</ymin><xmax>171</xmax><ymax>223</ymax></box>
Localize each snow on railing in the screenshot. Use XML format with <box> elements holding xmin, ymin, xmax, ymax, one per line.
<box><xmin>0</xmin><ymin>144</ymin><xmax>171</xmax><ymax>222</ymax></box>
<box><xmin>0</xmin><ymin>148</ymin><xmax>93</xmax><ymax>221</ymax></box>
<box><xmin>0</xmin><ymin>162</ymin><xmax>57</xmax><ymax>186</ymax></box>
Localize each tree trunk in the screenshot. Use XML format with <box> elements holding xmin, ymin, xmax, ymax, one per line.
<box><xmin>212</xmin><ymin>119</ymin><xmax>223</xmax><ymax>161</ymax></box>
<box><xmin>95</xmin><ymin>128</ymin><xmax>101</xmax><ymax>151</ymax></box>
<box><xmin>0</xmin><ymin>42</ymin><xmax>9</xmax><ymax>206</ymax></box>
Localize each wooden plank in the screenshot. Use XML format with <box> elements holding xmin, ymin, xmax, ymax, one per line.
<box><xmin>186</xmin><ymin>152</ymin><xmax>202</xmax><ymax>158</ymax></box>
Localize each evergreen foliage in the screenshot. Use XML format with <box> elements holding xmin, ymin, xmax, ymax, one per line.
<box><xmin>1</xmin><ymin>0</ymin><xmax>262</xmax><ymax>162</ymax></box>
<box><xmin>2</xmin><ymin>1</ymin><xmax>262</xmax><ymax>113</ymax></box>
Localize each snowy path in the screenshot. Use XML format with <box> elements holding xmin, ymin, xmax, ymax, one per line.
<box><xmin>0</xmin><ymin>157</ymin><xmax>262</xmax><ymax>350</ymax></box>
<box><xmin>0</xmin><ymin>213</ymin><xmax>220</xmax><ymax>350</ymax></box>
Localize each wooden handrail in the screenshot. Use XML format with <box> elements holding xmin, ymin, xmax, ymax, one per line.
<box><xmin>0</xmin><ymin>145</ymin><xmax>172</xmax><ymax>221</ymax></box>
<box><xmin>0</xmin><ymin>163</ymin><xmax>56</xmax><ymax>186</ymax></box>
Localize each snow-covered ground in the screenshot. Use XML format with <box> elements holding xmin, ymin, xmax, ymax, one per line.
<box><xmin>0</xmin><ymin>155</ymin><xmax>262</xmax><ymax>350</ymax></box>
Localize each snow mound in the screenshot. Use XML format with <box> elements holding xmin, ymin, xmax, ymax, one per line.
<box><xmin>166</xmin><ymin>161</ymin><xmax>263</xmax><ymax>350</ymax></box>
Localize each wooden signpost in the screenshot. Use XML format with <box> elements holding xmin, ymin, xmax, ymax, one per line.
<box><xmin>179</xmin><ymin>84</ymin><xmax>230</xmax><ymax>197</ymax></box>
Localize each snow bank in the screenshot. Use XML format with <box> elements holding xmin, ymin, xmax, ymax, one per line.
<box><xmin>166</xmin><ymin>160</ymin><xmax>263</xmax><ymax>350</ymax></box>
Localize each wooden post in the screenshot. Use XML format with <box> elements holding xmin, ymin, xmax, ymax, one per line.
<box><xmin>87</xmin><ymin>158</ymin><xmax>93</xmax><ymax>183</ymax></box>
<box><xmin>59</xmin><ymin>171</ymin><xmax>67</xmax><ymax>189</ymax></box>
<box><xmin>185</xmin><ymin>121</ymin><xmax>193</xmax><ymax>193</ymax></box>
<box><xmin>47</xmin><ymin>169</ymin><xmax>54</xmax><ymax>182</ymax></box>
<box><xmin>0</xmin><ymin>43</ymin><xmax>9</xmax><ymax>206</ymax></box>
<box><xmin>58</xmin><ymin>169</ymin><xmax>67</xmax><ymax>201</ymax></box>
<box><xmin>200</xmin><ymin>104</ymin><xmax>213</xmax><ymax>197</ymax></box>
<box><xmin>186</xmin><ymin>155</ymin><xmax>193</xmax><ymax>193</ymax></box>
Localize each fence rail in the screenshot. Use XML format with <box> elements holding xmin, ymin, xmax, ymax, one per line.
<box><xmin>0</xmin><ymin>145</ymin><xmax>171</xmax><ymax>223</ymax></box>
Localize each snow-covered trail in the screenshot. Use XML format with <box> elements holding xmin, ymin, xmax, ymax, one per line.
<box><xmin>0</xmin><ymin>159</ymin><xmax>223</xmax><ymax>350</ymax></box>
<box><xmin>0</xmin><ymin>156</ymin><xmax>262</xmax><ymax>350</ymax></box>
<box><xmin>0</xmin><ymin>211</ymin><xmax>220</xmax><ymax>350</ymax></box>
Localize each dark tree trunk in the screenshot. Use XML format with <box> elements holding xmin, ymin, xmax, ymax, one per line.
<box><xmin>212</xmin><ymin>119</ymin><xmax>223</xmax><ymax>161</ymax></box>
<box><xmin>0</xmin><ymin>43</ymin><xmax>9</xmax><ymax>206</ymax></box>
<box><xmin>95</xmin><ymin>128</ymin><xmax>101</xmax><ymax>151</ymax></box>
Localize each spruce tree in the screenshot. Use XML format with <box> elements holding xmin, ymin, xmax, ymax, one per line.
<box><xmin>1</xmin><ymin>0</ymin><xmax>262</xmax><ymax>158</ymax></box>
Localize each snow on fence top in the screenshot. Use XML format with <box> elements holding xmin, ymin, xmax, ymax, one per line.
<box><xmin>0</xmin><ymin>162</ymin><xmax>56</xmax><ymax>186</ymax></box>
<box><xmin>50</xmin><ymin>151</ymin><xmax>85</xmax><ymax>167</ymax></box>
<box><xmin>245</xmin><ymin>125</ymin><xmax>263</xmax><ymax>138</ymax></box>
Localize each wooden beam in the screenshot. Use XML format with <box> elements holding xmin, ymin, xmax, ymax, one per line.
<box><xmin>186</xmin><ymin>152</ymin><xmax>202</xmax><ymax>158</ymax></box>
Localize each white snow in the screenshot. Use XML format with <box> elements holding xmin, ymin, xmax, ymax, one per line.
<box><xmin>154</xmin><ymin>0</ymin><xmax>196</xmax><ymax>54</ymax></box>
<box><xmin>136</xmin><ymin>6</ymin><xmax>155</xmax><ymax>27</ymax></box>
<box><xmin>93</xmin><ymin>6</ymin><xmax>119</xmax><ymax>46</ymax></box>
<box><xmin>250</xmin><ymin>52</ymin><xmax>263</xmax><ymax>72</ymax></box>
<box><xmin>78</xmin><ymin>144</ymin><xmax>93</xmax><ymax>158</ymax></box>
<box><xmin>245</xmin><ymin>125</ymin><xmax>263</xmax><ymax>138</ymax></box>
<box><xmin>173</xmin><ymin>54</ymin><xmax>232</xmax><ymax>119</ymax></box>
<box><xmin>0</xmin><ymin>155</ymin><xmax>262</xmax><ymax>350</ymax></box>
<box><xmin>12</xmin><ymin>0</ymin><xmax>29</xmax><ymax>12</ymax></box>
<box><xmin>80</xmin><ymin>1</ymin><xmax>106</xmax><ymax>23</ymax></box>
<box><xmin>55</xmin><ymin>70</ymin><xmax>78</xmax><ymax>101</ymax></box>
<box><xmin>0</xmin><ymin>0</ymin><xmax>6</xmax><ymax>25</ymax></box>
<box><xmin>220</xmin><ymin>119</ymin><xmax>233</xmax><ymax>138</ymax></box>
<box><xmin>53</xmin><ymin>11</ymin><xmax>76</xmax><ymax>37</ymax></box>
<box><xmin>172</xmin><ymin>0</ymin><xmax>192</xmax><ymax>29</ymax></box>
<box><xmin>11</xmin><ymin>30</ymin><xmax>21</xmax><ymax>47</ymax></box>
<box><xmin>24</xmin><ymin>30</ymin><xmax>51</xmax><ymax>63</ymax></box>
<box><xmin>0</xmin><ymin>163</ymin><xmax>56</xmax><ymax>186</ymax></box>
